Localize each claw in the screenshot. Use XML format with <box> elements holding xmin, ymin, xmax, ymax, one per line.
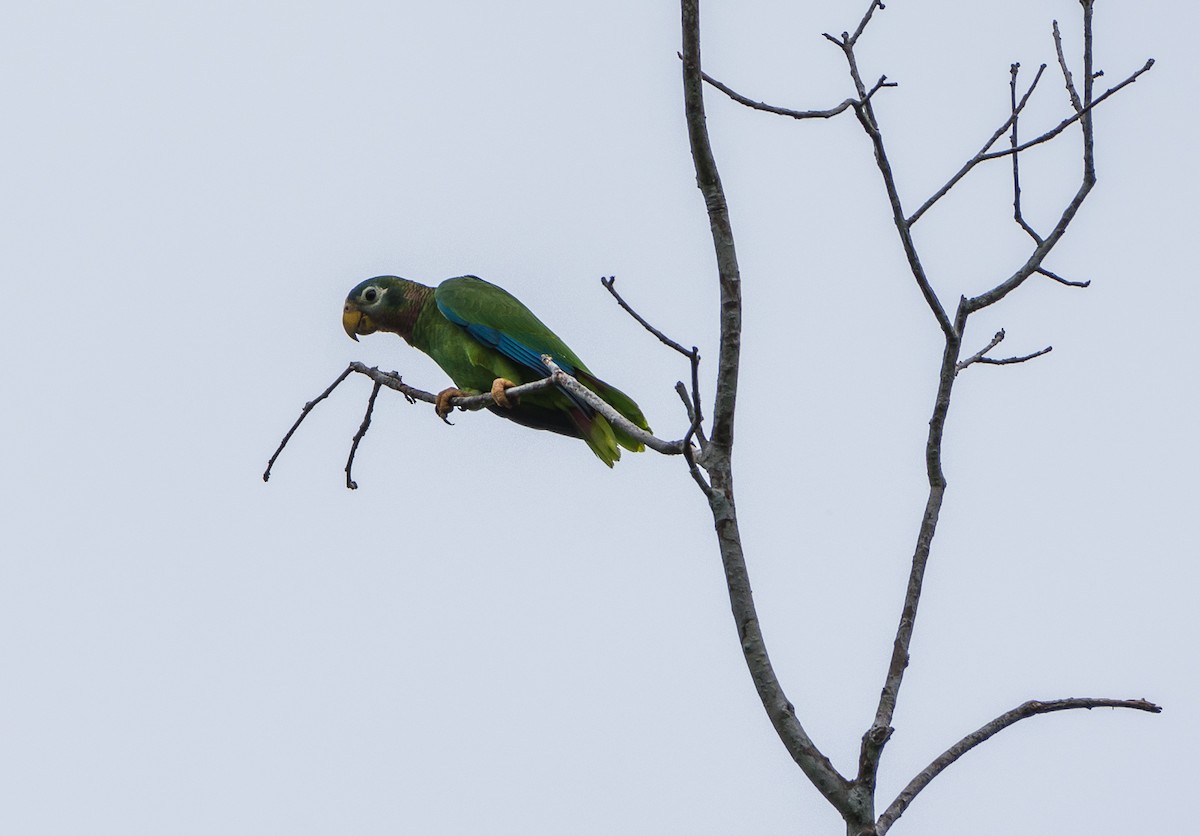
<box><xmin>491</xmin><ymin>378</ymin><xmax>517</xmax><ymax>409</ymax></box>
<box><xmin>434</xmin><ymin>387</ymin><xmax>469</xmax><ymax>421</ymax></box>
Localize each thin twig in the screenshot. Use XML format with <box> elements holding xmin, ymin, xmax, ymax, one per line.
<box><xmin>976</xmin><ymin>58</ymin><xmax>1154</xmax><ymax>163</ymax></box>
<box><xmin>956</xmin><ymin>329</ymin><xmax>1006</xmax><ymax>372</ymax></box>
<box><xmin>675</xmin><ymin>382</ymin><xmax>711</xmax><ymax>491</ymax></box>
<box><xmin>601</xmin><ymin>276</ymin><xmax>695</xmax><ymax>358</ymax></box>
<box><xmin>1038</xmin><ymin>266</ymin><xmax>1090</xmax><ymax>288</ymax></box>
<box><xmin>686</xmin><ymin>345</ymin><xmax>707</xmax><ymax>449</ymax></box>
<box><xmin>956</xmin><ymin>329</ymin><xmax>1052</xmax><ymax>372</ymax></box>
<box><xmin>1010</xmin><ymin>64</ymin><xmax>1044</xmax><ymax>243</ymax></box>
<box><xmin>876</xmin><ymin>697</ymin><xmax>1162</xmax><ymax>834</ymax></box>
<box><xmin>974</xmin><ymin>345</ymin><xmax>1053</xmax><ymax>366</ymax></box>
<box><xmin>698</xmin><ymin>69</ymin><xmax>894</xmax><ymax>121</ymax></box>
<box><xmin>598</xmin><ymin>275</ymin><xmax>706</xmax><ymax>457</ymax></box>
<box><xmin>671</xmin><ymin>359</ymin><xmax>707</xmax><ymax>460</ymax></box>
<box><xmin>831</xmin><ymin>19</ymin><xmax>955</xmax><ymax>339</ymax></box>
<box><xmin>262</xmin><ymin>365</ymin><xmax>356</xmax><ymax>482</ymax></box>
<box><xmin>677</xmin><ymin>343</ymin><xmax>708</xmax><ymax>474</ymax></box>
<box><xmin>909</xmin><ymin>63</ymin><xmax>1047</xmax><ymax>227</ymax></box>
<box><xmin>344</xmin><ymin>380</ymin><xmax>381</xmax><ymax>489</ymax></box>
<box><xmin>908</xmin><ymin>57</ymin><xmax>1151</xmax><ymax>227</ymax></box>
<box><xmin>837</xmin><ymin>0</ymin><xmax>887</xmax><ymax>49</ymax></box>
<box><xmin>674</xmin><ymin>381</ymin><xmax>698</xmax><ymax>432</ymax></box>
<box><xmin>1053</xmin><ymin>19</ymin><xmax>1084</xmax><ymax>112</ymax></box>
<box><xmin>964</xmin><ymin>8</ymin><xmax>1122</xmax><ymax>315</ymax></box>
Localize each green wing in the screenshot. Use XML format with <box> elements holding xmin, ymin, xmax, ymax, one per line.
<box><xmin>435</xmin><ymin>277</ymin><xmax>588</xmax><ymax>374</ymax></box>
<box><xmin>435</xmin><ymin>276</ymin><xmax>651</xmax><ymax>463</ymax></box>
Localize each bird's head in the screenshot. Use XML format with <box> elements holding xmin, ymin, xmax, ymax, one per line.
<box><xmin>342</xmin><ymin>276</ymin><xmax>425</xmax><ymax>342</ymax></box>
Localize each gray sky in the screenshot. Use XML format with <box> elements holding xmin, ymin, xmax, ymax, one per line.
<box><xmin>2</xmin><ymin>1</ymin><xmax>1194</xmax><ymax>833</ymax></box>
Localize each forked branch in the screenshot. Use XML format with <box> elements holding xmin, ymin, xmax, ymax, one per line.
<box><xmin>263</xmin><ymin>359</ymin><xmax>692</xmax><ymax>488</ymax></box>
<box><xmin>599</xmin><ymin>276</ymin><xmax>710</xmax><ymax>464</ymax></box>
<box><xmin>808</xmin><ymin>3</ymin><xmax>1157</xmax><ymax>828</ymax></box>
<box><xmin>956</xmin><ymin>329</ymin><xmax>1053</xmax><ymax>373</ymax></box>
<box><xmin>832</xmin><ymin>0</ymin><xmax>956</xmax><ymax>339</ymax></box>
<box><xmin>908</xmin><ymin>57</ymin><xmax>1152</xmax><ymax>227</ymax></box>
<box><xmin>876</xmin><ymin>697</ymin><xmax>1162</xmax><ymax>834</ymax></box>
<box><xmin>673</xmin><ymin>2</ymin><xmax>1156</xmax><ymax>832</ymax></box>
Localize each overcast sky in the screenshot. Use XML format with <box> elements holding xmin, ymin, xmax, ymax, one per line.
<box><xmin>2</xmin><ymin>2</ymin><xmax>1195</xmax><ymax>834</ymax></box>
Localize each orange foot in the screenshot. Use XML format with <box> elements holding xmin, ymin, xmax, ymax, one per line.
<box><xmin>434</xmin><ymin>387</ymin><xmax>469</xmax><ymax>420</ymax></box>
<box><xmin>491</xmin><ymin>378</ymin><xmax>517</xmax><ymax>409</ymax></box>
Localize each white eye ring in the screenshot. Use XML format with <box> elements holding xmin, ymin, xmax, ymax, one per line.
<box><xmin>363</xmin><ymin>286</ymin><xmax>381</xmax><ymax>304</ymax></box>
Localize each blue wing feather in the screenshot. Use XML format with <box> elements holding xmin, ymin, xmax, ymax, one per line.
<box><xmin>436</xmin><ymin>306</ymin><xmax>579</xmax><ymax>378</ymax></box>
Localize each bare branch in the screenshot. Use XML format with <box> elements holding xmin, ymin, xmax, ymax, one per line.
<box><xmin>956</xmin><ymin>329</ymin><xmax>1053</xmax><ymax>373</ymax></box>
<box><xmin>861</xmin><ymin>301</ymin><xmax>964</xmax><ymax>796</ymax></box>
<box><xmin>680</xmin><ymin>0</ymin><xmax>853</xmax><ymax>814</ymax></box>
<box><xmin>976</xmin><ymin>58</ymin><xmax>1154</xmax><ymax>163</ymax></box>
<box><xmin>598</xmin><ymin>276</ymin><xmax>707</xmax><ymax>456</ymax></box>
<box><xmin>674</xmin><ymin>381</ymin><xmax>697</xmax><ymax>426</ymax></box>
<box><xmin>601</xmin><ymin>276</ymin><xmax>695</xmax><ymax>359</ymax></box>
<box><xmin>864</xmin><ymin>9</ymin><xmax>1151</xmax><ymax>810</ymax></box>
<box><xmin>967</xmin><ymin>196</ymin><xmax>1091</xmax><ymax>314</ymax></box>
<box><xmin>975</xmin><ymin>345</ymin><xmax>1053</xmax><ymax>366</ymax></box>
<box><xmin>530</xmin><ymin>356</ymin><xmax>687</xmax><ymax>456</ymax></box>
<box><xmin>876</xmin><ymin>697</ymin><xmax>1162</xmax><ymax>834</ymax></box>
<box><xmin>680</xmin><ymin>6</ymin><xmax>741</xmax><ymax>456</ymax></box>
<box><xmin>1038</xmin><ymin>266</ymin><xmax>1090</xmax><ymax>288</ymax></box>
<box><xmin>341</xmin><ymin>362</ymin><xmax>564</xmax><ymax>414</ymax></box>
<box><xmin>849</xmin><ymin>0</ymin><xmax>886</xmax><ymax>45</ymax></box>
<box><xmin>862</xmin><ymin>74</ymin><xmax>897</xmax><ymax>102</ymax></box>
<box><xmin>1010</xmin><ymin>64</ymin><xmax>1044</xmax><ymax>243</ymax></box>
<box><xmin>1053</xmin><ymin>19</ymin><xmax>1084</xmax><ymax>112</ymax></box>
<box><xmin>908</xmin><ymin>55</ymin><xmax>1150</xmax><ymax>227</ymax></box>
<box><xmin>830</xmin><ymin>36</ymin><xmax>955</xmax><ymax>338</ymax></box>
<box><xmin>675</xmin><ymin>365</ymin><xmax>708</xmax><ymax>450</ymax></box>
<box><xmin>697</xmin><ymin>67</ymin><xmax>894</xmax><ymax>121</ymax></box>
<box><xmin>825</xmin><ymin>0</ymin><xmax>887</xmax><ymax>50</ymax></box>
<box><xmin>265</xmin><ymin>361</ymin><xmax>696</xmax><ymax>484</ymax></box>
<box><xmin>869</xmin><ymin>23</ymin><xmax>1100</xmax><ymax>761</ymax></box>
<box><xmin>956</xmin><ymin>329</ymin><xmax>1007</xmax><ymax>372</ymax></box>
<box><xmin>908</xmin><ymin>63</ymin><xmax>1047</xmax><ymax>227</ymax></box>
<box><xmin>344</xmin><ymin>380</ymin><xmax>381</xmax><ymax>490</ymax></box>
<box><xmin>352</xmin><ymin>361</ymin><xmax>689</xmax><ymax>456</ymax></box>
<box><xmin>675</xmin><ymin>369</ymin><xmax>713</xmax><ymax>490</ymax></box>
<box><xmin>964</xmin><ymin>8</ymin><xmax>1130</xmax><ymax>315</ymax></box>
<box><xmin>1082</xmin><ymin>3</ymin><xmax>1097</xmax><ymax>192</ymax></box>
<box><xmin>262</xmin><ymin>365</ymin><xmax>356</xmax><ymax>482</ymax></box>
<box><xmin>685</xmin><ymin>344</ymin><xmax>707</xmax><ymax>449</ymax></box>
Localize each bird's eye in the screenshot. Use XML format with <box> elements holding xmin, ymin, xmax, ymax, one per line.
<box><xmin>363</xmin><ymin>287</ymin><xmax>379</xmax><ymax>303</ymax></box>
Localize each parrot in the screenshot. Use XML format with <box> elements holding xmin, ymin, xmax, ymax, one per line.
<box><xmin>341</xmin><ymin>275</ymin><xmax>650</xmax><ymax>466</ymax></box>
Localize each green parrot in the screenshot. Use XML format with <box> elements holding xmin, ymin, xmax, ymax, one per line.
<box><xmin>342</xmin><ymin>275</ymin><xmax>650</xmax><ymax>466</ymax></box>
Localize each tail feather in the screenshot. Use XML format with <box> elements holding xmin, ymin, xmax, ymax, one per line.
<box><xmin>576</xmin><ymin>371</ymin><xmax>650</xmax><ymax>453</ymax></box>
<box><xmin>566</xmin><ymin>405</ymin><xmax>620</xmax><ymax>467</ymax></box>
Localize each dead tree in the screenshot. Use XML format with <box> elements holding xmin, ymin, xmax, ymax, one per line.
<box><xmin>677</xmin><ymin>2</ymin><xmax>1156</xmax><ymax>834</ymax></box>
<box><xmin>266</xmin><ymin>2</ymin><xmax>1158</xmax><ymax>832</ymax></box>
